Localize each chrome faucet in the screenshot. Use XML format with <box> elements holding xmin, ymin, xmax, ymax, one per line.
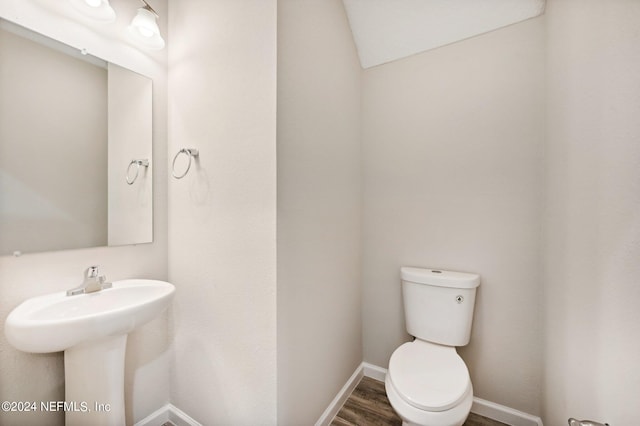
<box><xmin>66</xmin><ymin>266</ymin><xmax>113</xmax><ymax>296</ymax></box>
<box><xmin>568</xmin><ymin>418</ymin><xmax>610</xmax><ymax>426</ymax></box>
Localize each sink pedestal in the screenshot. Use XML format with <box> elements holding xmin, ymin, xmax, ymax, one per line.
<box><xmin>64</xmin><ymin>334</ymin><xmax>127</xmax><ymax>426</ymax></box>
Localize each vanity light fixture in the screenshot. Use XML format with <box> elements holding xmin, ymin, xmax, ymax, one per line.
<box><xmin>69</xmin><ymin>0</ymin><xmax>117</xmax><ymax>23</ymax></box>
<box><xmin>128</xmin><ymin>0</ymin><xmax>165</xmax><ymax>50</ymax></box>
<box><xmin>68</xmin><ymin>0</ymin><xmax>165</xmax><ymax>50</ymax></box>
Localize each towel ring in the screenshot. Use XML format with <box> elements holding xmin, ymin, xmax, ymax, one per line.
<box><xmin>172</xmin><ymin>148</ymin><xmax>199</xmax><ymax>179</ymax></box>
<box><xmin>126</xmin><ymin>159</ymin><xmax>149</xmax><ymax>185</ymax></box>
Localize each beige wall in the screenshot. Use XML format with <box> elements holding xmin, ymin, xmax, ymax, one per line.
<box><xmin>0</xmin><ymin>0</ymin><xmax>169</xmax><ymax>424</ymax></box>
<box><xmin>276</xmin><ymin>0</ymin><xmax>362</xmax><ymax>424</ymax></box>
<box><xmin>361</xmin><ymin>18</ymin><xmax>546</xmax><ymax>415</ymax></box>
<box><xmin>0</xmin><ymin>26</ymin><xmax>108</xmax><ymax>254</ymax></box>
<box><xmin>543</xmin><ymin>0</ymin><xmax>640</xmax><ymax>424</ymax></box>
<box><xmin>167</xmin><ymin>0</ymin><xmax>277</xmax><ymax>424</ymax></box>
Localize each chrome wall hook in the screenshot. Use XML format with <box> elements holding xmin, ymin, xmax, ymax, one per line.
<box><xmin>172</xmin><ymin>148</ymin><xmax>199</xmax><ymax>179</ymax></box>
<box><xmin>126</xmin><ymin>159</ymin><xmax>149</xmax><ymax>185</ymax></box>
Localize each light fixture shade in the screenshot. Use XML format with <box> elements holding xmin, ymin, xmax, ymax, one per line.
<box><xmin>69</xmin><ymin>0</ymin><xmax>116</xmax><ymax>23</ymax></box>
<box><xmin>128</xmin><ymin>7</ymin><xmax>165</xmax><ymax>50</ymax></box>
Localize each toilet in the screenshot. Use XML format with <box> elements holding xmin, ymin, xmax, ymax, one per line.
<box><xmin>385</xmin><ymin>267</ymin><xmax>480</xmax><ymax>426</ymax></box>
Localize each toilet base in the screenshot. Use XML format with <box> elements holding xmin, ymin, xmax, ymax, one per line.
<box><xmin>385</xmin><ymin>373</ymin><xmax>473</xmax><ymax>426</ymax></box>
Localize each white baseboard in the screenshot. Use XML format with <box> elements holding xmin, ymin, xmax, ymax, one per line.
<box><xmin>472</xmin><ymin>398</ymin><xmax>543</xmax><ymax>426</ymax></box>
<box><xmin>315</xmin><ymin>364</ymin><xmax>364</xmax><ymax>426</ymax></box>
<box><xmin>134</xmin><ymin>403</ymin><xmax>202</xmax><ymax>426</ymax></box>
<box><xmin>362</xmin><ymin>361</ymin><xmax>387</xmax><ymax>381</ymax></box>
<box><xmin>356</xmin><ymin>362</ymin><xmax>544</xmax><ymax>426</ymax></box>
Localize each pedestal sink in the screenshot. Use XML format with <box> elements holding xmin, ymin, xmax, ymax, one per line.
<box><xmin>4</xmin><ymin>279</ymin><xmax>175</xmax><ymax>426</ymax></box>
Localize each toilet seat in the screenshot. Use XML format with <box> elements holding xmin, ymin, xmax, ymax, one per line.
<box><xmin>388</xmin><ymin>340</ymin><xmax>470</xmax><ymax>412</ymax></box>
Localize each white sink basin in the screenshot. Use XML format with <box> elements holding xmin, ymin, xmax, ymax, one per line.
<box><xmin>5</xmin><ymin>279</ymin><xmax>174</xmax><ymax>353</ymax></box>
<box><xmin>4</xmin><ymin>278</ymin><xmax>174</xmax><ymax>425</ymax></box>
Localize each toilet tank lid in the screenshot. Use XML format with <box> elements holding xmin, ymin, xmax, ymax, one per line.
<box><xmin>400</xmin><ymin>267</ymin><xmax>480</xmax><ymax>289</ymax></box>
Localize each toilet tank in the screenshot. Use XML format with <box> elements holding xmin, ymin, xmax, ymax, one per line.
<box><xmin>401</xmin><ymin>267</ymin><xmax>480</xmax><ymax>346</ymax></box>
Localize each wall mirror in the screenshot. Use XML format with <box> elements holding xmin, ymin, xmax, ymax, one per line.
<box><xmin>0</xmin><ymin>18</ymin><xmax>153</xmax><ymax>256</ymax></box>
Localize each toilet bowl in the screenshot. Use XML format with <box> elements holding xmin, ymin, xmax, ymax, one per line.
<box><xmin>385</xmin><ymin>267</ymin><xmax>480</xmax><ymax>426</ymax></box>
<box><xmin>385</xmin><ymin>340</ymin><xmax>473</xmax><ymax>426</ymax></box>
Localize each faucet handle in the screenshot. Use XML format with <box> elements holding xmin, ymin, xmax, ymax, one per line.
<box><xmin>85</xmin><ymin>266</ymin><xmax>100</xmax><ymax>279</ymax></box>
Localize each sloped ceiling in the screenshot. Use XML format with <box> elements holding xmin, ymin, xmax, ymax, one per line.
<box><xmin>342</xmin><ymin>0</ymin><xmax>545</xmax><ymax>69</ymax></box>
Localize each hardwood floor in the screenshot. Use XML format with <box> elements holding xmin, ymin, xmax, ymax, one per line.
<box><xmin>331</xmin><ymin>376</ymin><xmax>509</xmax><ymax>426</ymax></box>
<box><xmin>332</xmin><ymin>376</ymin><xmax>402</xmax><ymax>426</ymax></box>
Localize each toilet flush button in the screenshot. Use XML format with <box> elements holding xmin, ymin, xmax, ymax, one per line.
<box><xmin>455</xmin><ymin>295</ymin><xmax>464</xmax><ymax>304</ymax></box>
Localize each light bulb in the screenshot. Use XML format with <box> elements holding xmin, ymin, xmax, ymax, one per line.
<box><xmin>69</xmin><ymin>0</ymin><xmax>116</xmax><ymax>22</ymax></box>
<box><xmin>138</xmin><ymin>26</ymin><xmax>154</xmax><ymax>38</ymax></box>
<box><xmin>128</xmin><ymin>7</ymin><xmax>165</xmax><ymax>50</ymax></box>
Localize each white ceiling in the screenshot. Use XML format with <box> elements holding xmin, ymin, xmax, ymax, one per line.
<box><xmin>342</xmin><ymin>0</ymin><xmax>545</xmax><ymax>69</ymax></box>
